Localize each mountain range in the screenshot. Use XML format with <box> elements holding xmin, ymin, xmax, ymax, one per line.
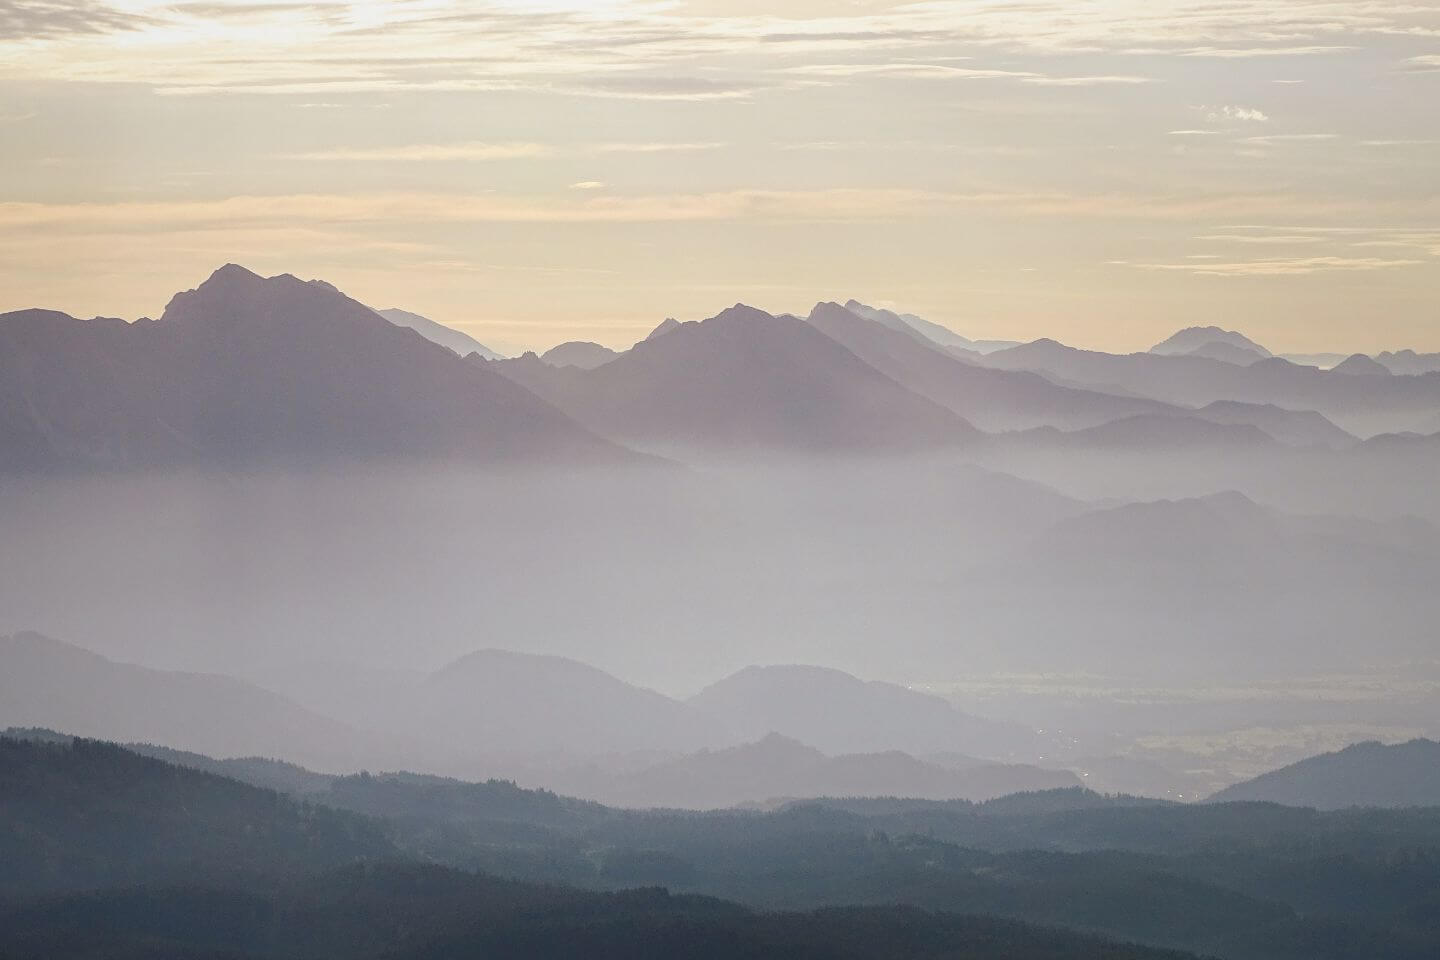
<box><xmin>4</xmin><ymin>264</ymin><xmax>1434</xmax><ymax>469</ymax></box>
<box><xmin>978</xmin><ymin>338</ymin><xmax>1440</xmax><ymax>438</ymax></box>
<box><xmin>0</xmin><ymin>632</ymin><xmax>1074</xmax><ymax>805</ymax></box>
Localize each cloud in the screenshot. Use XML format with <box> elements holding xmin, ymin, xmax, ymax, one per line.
<box><xmin>1207</xmin><ymin>105</ymin><xmax>1270</xmax><ymax>123</ymax></box>
<box><xmin>1180</xmin><ymin>45</ymin><xmax>1354</xmax><ymax>58</ymax></box>
<box><xmin>1242</xmin><ymin>133</ymin><xmax>1338</xmax><ymax>144</ymax></box>
<box><xmin>1022</xmin><ymin>75</ymin><xmax>1154</xmax><ymax>87</ymax></box>
<box><xmin>0</xmin><ymin>185</ymin><xmax>1378</xmax><ymax>237</ymax></box>
<box><xmin>589</xmin><ymin>141</ymin><xmax>725</xmax><ymax>153</ymax></box>
<box><xmin>1128</xmin><ymin>256</ymin><xmax>1424</xmax><ymax>276</ymax></box>
<box><xmin>0</xmin><ymin>0</ymin><xmax>152</xmax><ymax>40</ymax></box>
<box><xmin>1195</xmin><ymin>234</ymin><xmax>1326</xmax><ymax>244</ymax></box>
<box><xmin>282</xmin><ymin>141</ymin><xmax>553</xmax><ymax>162</ymax></box>
<box><xmin>783</xmin><ymin>62</ymin><xmax>1038</xmax><ymax>81</ymax></box>
<box><xmin>569</xmin><ymin>181</ymin><xmax>605</xmax><ymax>190</ymax></box>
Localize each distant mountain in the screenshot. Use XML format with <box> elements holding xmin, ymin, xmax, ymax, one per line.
<box><xmin>690</xmin><ymin>664</ymin><xmax>1037</xmax><ymax>759</ymax></box>
<box><xmin>1331</xmin><ymin>353</ymin><xmax>1392</xmax><ymax>376</ymax></box>
<box><xmin>1179</xmin><ymin>340</ymin><xmax>1266</xmax><ymax>365</ymax></box>
<box><xmin>400</xmin><ymin>649</ymin><xmax>728</xmax><ymax>761</ymax></box>
<box><xmin>980</xmin><ymin>338</ymin><xmax>1440</xmax><ymax>436</ymax></box>
<box><xmin>0</xmin><ymin>265</ymin><xmax>638</xmax><ymax>470</ymax></box>
<box><xmin>843</xmin><ymin>299</ymin><xmax>971</xmax><ymax>349</ymax></box>
<box><xmin>843</xmin><ymin>299</ymin><xmax>1020</xmax><ymax>354</ymax></box>
<box><xmin>374</xmin><ymin>307</ymin><xmax>503</xmax><ymax>359</ymax></box>
<box><xmin>0</xmin><ymin>633</ymin><xmax>371</xmax><ymax>771</ymax></box>
<box><xmin>540</xmin><ymin>341</ymin><xmax>620</xmax><ymax>369</ymax></box>
<box><xmin>1376</xmin><ymin>349</ymin><xmax>1440</xmax><ymax>375</ymax></box>
<box><xmin>805</xmin><ymin>302</ymin><xmax>1181</xmax><ymax>432</ymax></box>
<box><xmin>1030</xmin><ymin>414</ymin><xmax>1277</xmax><ymax>450</ymax></box>
<box><xmin>582</xmin><ymin>734</ymin><xmax>1080</xmax><ymax>809</ymax></box>
<box><xmin>1209</xmin><ymin>739</ymin><xmax>1440</xmax><ymax>809</ymax></box>
<box><xmin>1151</xmin><ymin>326</ymin><xmax>1271</xmax><ymax>358</ymax></box>
<box><xmin>644</xmin><ymin>317</ymin><xmax>680</xmax><ymax>341</ymax></box>
<box><xmin>492</xmin><ymin>303</ymin><xmax>977</xmax><ymax>456</ymax></box>
<box><xmin>1187</xmin><ymin>400</ymin><xmax>1355</xmax><ymax>448</ymax></box>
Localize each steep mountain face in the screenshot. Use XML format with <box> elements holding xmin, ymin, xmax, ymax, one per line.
<box><xmin>1151</xmin><ymin>326</ymin><xmax>1272</xmax><ymax>358</ymax></box>
<box><xmin>539</xmin><ymin>341</ymin><xmax>620</xmax><ymax>369</ymax></box>
<box><xmin>578</xmin><ymin>734</ymin><xmax>1080</xmax><ymax>809</ymax></box>
<box><xmin>374</xmin><ymin>307</ymin><xmax>503</xmax><ymax>360</ymax></box>
<box><xmin>1209</xmin><ymin>739</ymin><xmax>1440</xmax><ymax>809</ymax></box>
<box><xmin>0</xmin><ymin>633</ymin><xmax>371</xmax><ymax>771</ymax></box>
<box><xmin>806</xmin><ymin>301</ymin><xmax>1182</xmax><ymax>431</ymax></box>
<box><xmin>644</xmin><ymin>317</ymin><xmax>681</xmax><ymax>341</ymax></box>
<box><xmin>689</xmin><ymin>664</ymin><xmax>1036</xmax><ymax>759</ymax></box>
<box><xmin>492</xmin><ymin>304</ymin><xmax>977</xmax><ymax>456</ymax></box>
<box><xmin>0</xmin><ymin>265</ymin><xmax>635</xmax><ymax>469</ymax></box>
<box><xmin>981</xmin><ymin>339</ymin><xmax>1440</xmax><ymax>437</ymax></box>
<box><xmin>399</xmin><ymin>649</ymin><xmax>730</xmax><ymax>760</ymax></box>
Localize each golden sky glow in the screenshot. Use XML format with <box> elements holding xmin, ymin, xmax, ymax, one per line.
<box><xmin>2</xmin><ymin>0</ymin><xmax>1438</xmax><ymax>352</ymax></box>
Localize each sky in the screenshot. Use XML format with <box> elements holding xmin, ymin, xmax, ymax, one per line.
<box><xmin>1</xmin><ymin>0</ymin><xmax>1438</xmax><ymax>354</ymax></box>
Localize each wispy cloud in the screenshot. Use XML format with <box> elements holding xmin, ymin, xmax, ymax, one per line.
<box><xmin>282</xmin><ymin>141</ymin><xmax>552</xmax><ymax>162</ymax></box>
<box><xmin>589</xmin><ymin>141</ymin><xmax>725</xmax><ymax>153</ymax></box>
<box><xmin>1127</xmin><ymin>256</ymin><xmax>1424</xmax><ymax>276</ymax></box>
<box><xmin>1206</xmin><ymin>105</ymin><xmax>1270</xmax><ymax>123</ymax></box>
<box><xmin>0</xmin><ymin>0</ymin><xmax>153</xmax><ymax>40</ymax></box>
<box><xmin>1180</xmin><ymin>45</ymin><xmax>1354</xmax><ymax>58</ymax></box>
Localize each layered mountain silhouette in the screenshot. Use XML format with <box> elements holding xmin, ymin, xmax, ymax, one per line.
<box><xmin>844</xmin><ymin>299</ymin><xmax>1018</xmax><ymax>354</ymax></box>
<box><xmin>981</xmin><ymin>338</ymin><xmax>1440</xmax><ymax>436</ymax></box>
<box><xmin>1331</xmin><ymin>352</ymin><xmax>1392</xmax><ymax>376</ymax></box>
<box><xmin>804</xmin><ymin>301</ymin><xmax>1182</xmax><ymax>432</ymax></box>
<box><xmin>399</xmin><ymin>649</ymin><xmax>729</xmax><ymax>760</ymax></box>
<box><xmin>493</xmin><ymin>304</ymin><xmax>977</xmax><ymax>455</ymax></box>
<box><xmin>1182</xmin><ymin>400</ymin><xmax>1355</xmax><ymax>448</ymax></box>
<box><xmin>1209</xmin><ymin>739</ymin><xmax>1440</xmax><ymax>809</ymax></box>
<box><xmin>690</xmin><ymin>664</ymin><xmax>1037</xmax><ymax>758</ymax></box>
<box><xmin>1016</xmin><ymin>414</ymin><xmax>1277</xmax><ymax>451</ymax></box>
<box><xmin>1375</xmin><ymin>349</ymin><xmax>1440</xmax><ymax>375</ymax></box>
<box><xmin>0</xmin><ymin>265</ymin><xmax>638</xmax><ymax>469</ymax></box>
<box><xmin>540</xmin><ymin>341</ymin><xmax>620</xmax><ymax>369</ymax></box>
<box><xmin>1178</xmin><ymin>341</ymin><xmax>1267</xmax><ymax>365</ymax></box>
<box><xmin>1150</xmin><ymin>326</ymin><xmax>1271</xmax><ymax>359</ymax></box>
<box><xmin>0</xmin><ymin>632</ymin><xmax>368</xmax><ymax>771</ymax></box>
<box><xmin>577</xmin><ymin>733</ymin><xmax>1079</xmax><ymax>809</ymax></box>
<box><xmin>373</xmin><ymin>306</ymin><xmax>503</xmax><ymax>360</ymax></box>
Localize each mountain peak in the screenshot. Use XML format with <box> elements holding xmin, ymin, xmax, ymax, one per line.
<box><xmin>1151</xmin><ymin>325</ymin><xmax>1272</xmax><ymax>358</ymax></box>
<box><xmin>1332</xmin><ymin>353</ymin><xmax>1392</xmax><ymax>376</ymax></box>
